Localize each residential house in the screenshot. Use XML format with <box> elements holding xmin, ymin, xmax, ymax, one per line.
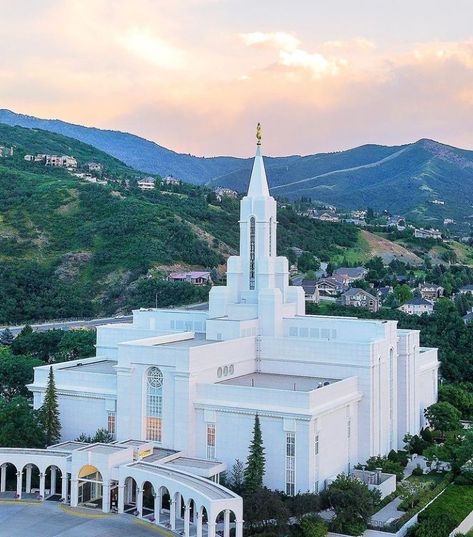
<box><xmin>316</xmin><ymin>276</ymin><xmax>346</xmax><ymax>297</ymax></box>
<box><xmin>87</xmin><ymin>162</ymin><xmax>103</xmax><ymax>172</ymax></box>
<box><xmin>333</xmin><ymin>266</ymin><xmax>368</xmax><ymax>285</ymax></box>
<box><xmin>463</xmin><ymin>308</ymin><xmax>473</xmax><ymax>324</ymax></box>
<box><xmin>301</xmin><ymin>280</ymin><xmax>320</xmax><ymax>303</ymax></box>
<box><xmin>414</xmin><ymin>228</ymin><xmax>442</xmax><ymax>240</ymax></box>
<box><xmin>459</xmin><ymin>285</ymin><xmax>473</xmax><ymax>295</ymax></box>
<box><xmin>214</xmin><ymin>187</ymin><xmax>238</xmax><ymax>200</ymax></box>
<box><xmin>338</xmin><ymin>288</ymin><xmax>379</xmax><ymax>312</ymax></box>
<box><xmin>162</xmin><ymin>175</ymin><xmax>181</xmax><ymax>186</ymax></box>
<box><xmin>168</xmin><ymin>271</ymin><xmax>212</xmax><ymax>286</ymax></box>
<box><xmin>0</xmin><ymin>146</ymin><xmax>13</xmax><ymax>157</ymax></box>
<box><xmin>377</xmin><ymin>286</ymin><xmax>393</xmax><ymax>303</ymax></box>
<box><xmin>23</xmin><ymin>154</ymin><xmax>34</xmax><ymax>161</ymax></box>
<box><xmin>419</xmin><ymin>283</ymin><xmax>444</xmax><ymax>301</ymax></box>
<box><xmin>398</xmin><ymin>297</ymin><xmax>434</xmax><ymax>315</ymax></box>
<box><xmin>45</xmin><ymin>155</ymin><xmax>78</xmax><ymax>168</ymax></box>
<box><xmin>137</xmin><ymin>177</ymin><xmax>156</xmax><ymax>190</ymax></box>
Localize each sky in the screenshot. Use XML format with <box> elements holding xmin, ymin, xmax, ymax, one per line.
<box><xmin>1</xmin><ymin>0</ymin><xmax>473</xmax><ymax>156</ymax></box>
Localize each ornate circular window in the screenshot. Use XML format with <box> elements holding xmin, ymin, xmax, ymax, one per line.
<box><xmin>229</xmin><ymin>364</ymin><xmax>234</xmax><ymax>375</ymax></box>
<box><xmin>223</xmin><ymin>366</ymin><xmax>229</xmax><ymax>376</ymax></box>
<box><xmin>148</xmin><ymin>367</ymin><xmax>163</xmax><ymax>388</ymax></box>
<box><xmin>217</xmin><ymin>367</ymin><xmax>223</xmax><ymax>378</ymax></box>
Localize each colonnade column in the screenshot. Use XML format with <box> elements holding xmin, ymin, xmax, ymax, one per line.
<box><xmin>50</xmin><ymin>467</ymin><xmax>57</xmax><ymax>495</ymax></box>
<box><xmin>136</xmin><ymin>487</ymin><xmax>143</xmax><ymax>517</ymax></box>
<box><xmin>184</xmin><ymin>505</ymin><xmax>190</xmax><ymax>537</ymax></box>
<box><xmin>16</xmin><ymin>470</ymin><xmax>22</xmax><ymax>498</ymax></box>
<box><xmin>102</xmin><ymin>480</ymin><xmax>111</xmax><ymax>513</ymax></box>
<box><xmin>154</xmin><ymin>492</ymin><xmax>161</xmax><ymax>524</ymax></box>
<box><xmin>61</xmin><ymin>473</ymin><xmax>68</xmax><ymax>501</ymax></box>
<box><xmin>39</xmin><ymin>472</ymin><xmax>46</xmax><ymax>500</ymax></box>
<box><xmin>223</xmin><ymin>509</ymin><xmax>230</xmax><ymax>537</ymax></box>
<box><xmin>169</xmin><ymin>499</ymin><xmax>176</xmax><ymax>530</ymax></box>
<box><xmin>235</xmin><ymin>520</ymin><xmax>244</xmax><ymax>537</ymax></box>
<box><xmin>196</xmin><ymin>512</ymin><xmax>203</xmax><ymax>537</ymax></box>
<box><xmin>25</xmin><ymin>465</ymin><xmax>32</xmax><ymax>494</ymax></box>
<box><xmin>70</xmin><ymin>478</ymin><xmax>78</xmax><ymax>507</ymax></box>
<box><xmin>117</xmin><ymin>484</ymin><xmax>125</xmax><ymax>514</ymax></box>
<box><xmin>0</xmin><ymin>464</ymin><xmax>6</xmax><ymax>492</ymax></box>
<box><xmin>207</xmin><ymin>521</ymin><xmax>216</xmax><ymax>537</ymax></box>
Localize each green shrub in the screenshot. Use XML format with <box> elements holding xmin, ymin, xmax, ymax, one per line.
<box><xmin>412</xmin><ymin>465</ymin><xmax>424</xmax><ymax>477</ymax></box>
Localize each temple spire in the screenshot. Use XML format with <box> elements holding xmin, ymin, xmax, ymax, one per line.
<box><xmin>247</xmin><ymin>123</ymin><xmax>270</xmax><ymax>197</ymax></box>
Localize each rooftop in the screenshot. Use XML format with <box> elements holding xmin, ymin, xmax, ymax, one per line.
<box><xmin>219</xmin><ymin>372</ymin><xmax>339</xmax><ymax>392</ymax></box>
<box><xmin>142</xmin><ymin>447</ymin><xmax>181</xmax><ymax>463</ymax></box>
<box><xmin>60</xmin><ymin>359</ymin><xmax>117</xmax><ymax>375</ymax></box>
<box><xmin>78</xmin><ymin>444</ymin><xmax>127</xmax><ymax>455</ymax></box>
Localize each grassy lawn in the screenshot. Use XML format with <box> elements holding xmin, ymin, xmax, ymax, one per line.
<box><xmin>420</xmin><ymin>484</ymin><xmax>473</xmax><ymax>528</ymax></box>
<box><xmin>407</xmin><ymin>472</ymin><xmax>446</xmax><ymax>488</ymax></box>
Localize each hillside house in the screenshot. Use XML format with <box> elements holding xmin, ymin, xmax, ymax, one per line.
<box><xmin>338</xmin><ymin>288</ymin><xmax>379</xmax><ymax>312</ymax></box>
<box><xmin>87</xmin><ymin>162</ymin><xmax>103</xmax><ymax>172</ymax></box>
<box><xmin>214</xmin><ymin>187</ymin><xmax>238</xmax><ymax>200</ymax></box>
<box><xmin>459</xmin><ymin>284</ymin><xmax>473</xmax><ymax>295</ymax></box>
<box><xmin>377</xmin><ymin>286</ymin><xmax>393</xmax><ymax>303</ymax></box>
<box><xmin>162</xmin><ymin>175</ymin><xmax>181</xmax><ymax>186</ymax></box>
<box><xmin>316</xmin><ymin>276</ymin><xmax>346</xmax><ymax>297</ymax></box>
<box><xmin>333</xmin><ymin>266</ymin><xmax>368</xmax><ymax>285</ymax></box>
<box><xmin>463</xmin><ymin>308</ymin><xmax>473</xmax><ymax>324</ymax></box>
<box><xmin>419</xmin><ymin>283</ymin><xmax>444</xmax><ymax>301</ymax></box>
<box><xmin>0</xmin><ymin>146</ymin><xmax>13</xmax><ymax>157</ymax></box>
<box><xmin>46</xmin><ymin>155</ymin><xmax>78</xmax><ymax>168</ymax></box>
<box><xmin>300</xmin><ymin>280</ymin><xmax>320</xmax><ymax>303</ymax></box>
<box><xmin>414</xmin><ymin>228</ymin><xmax>442</xmax><ymax>240</ymax></box>
<box><xmin>137</xmin><ymin>177</ymin><xmax>156</xmax><ymax>190</ymax></box>
<box><xmin>168</xmin><ymin>271</ymin><xmax>212</xmax><ymax>286</ymax></box>
<box><xmin>398</xmin><ymin>297</ymin><xmax>434</xmax><ymax>315</ymax></box>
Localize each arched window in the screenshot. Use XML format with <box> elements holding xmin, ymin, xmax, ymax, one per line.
<box><xmin>146</xmin><ymin>367</ymin><xmax>163</xmax><ymax>442</ymax></box>
<box><xmin>249</xmin><ymin>217</ymin><xmax>256</xmax><ymax>290</ymax></box>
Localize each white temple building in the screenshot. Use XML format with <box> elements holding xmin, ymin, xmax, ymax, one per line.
<box><xmin>0</xmin><ymin>129</ymin><xmax>439</xmax><ymax>530</ymax></box>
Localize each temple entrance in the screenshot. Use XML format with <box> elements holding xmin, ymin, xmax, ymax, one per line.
<box><xmin>77</xmin><ymin>465</ymin><xmax>103</xmax><ymax>509</ymax></box>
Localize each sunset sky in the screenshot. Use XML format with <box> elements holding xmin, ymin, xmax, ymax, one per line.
<box><xmin>1</xmin><ymin>0</ymin><xmax>473</xmax><ymax>156</ymax></box>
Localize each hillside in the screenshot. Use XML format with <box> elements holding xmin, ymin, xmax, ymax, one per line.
<box><xmin>3</xmin><ymin>110</ymin><xmax>473</xmax><ymax>224</ymax></box>
<box><xmin>0</xmin><ymin>124</ymin><xmax>361</xmax><ymax>324</ymax></box>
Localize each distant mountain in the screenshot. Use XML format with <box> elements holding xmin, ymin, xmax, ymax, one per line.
<box><xmin>2</xmin><ymin>109</ymin><xmax>473</xmax><ymax>222</ymax></box>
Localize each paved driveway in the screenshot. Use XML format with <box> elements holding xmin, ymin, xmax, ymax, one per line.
<box><xmin>0</xmin><ymin>501</ymin><xmax>171</xmax><ymax>537</ymax></box>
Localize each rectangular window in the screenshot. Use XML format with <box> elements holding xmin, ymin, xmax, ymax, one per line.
<box><xmin>289</xmin><ymin>327</ymin><xmax>298</xmax><ymax>337</ymax></box>
<box><xmin>207</xmin><ymin>424</ymin><xmax>216</xmax><ymax>460</ymax></box>
<box><xmin>107</xmin><ymin>411</ymin><xmax>116</xmax><ymax>438</ymax></box>
<box><xmin>286</xmin><ymin>432</ymin><xmax>296</xmax><ymax>496</ymax></box>
<box><xmin>314</xmin><ymin>433</ymin><xmax>319</xmax><ymax>456</ymax></box>
<box><xmin>347</xmin><ymin>418</ymin><xmax>351</xmax><ymax>439</ymax></box>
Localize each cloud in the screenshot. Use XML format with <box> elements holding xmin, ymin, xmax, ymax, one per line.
<box><xmin>240</xmin><ymin>31</ymin><xmax>301</xmax><ymax>51</ymax></box>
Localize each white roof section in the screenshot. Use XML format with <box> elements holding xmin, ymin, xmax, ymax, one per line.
<box><xmin>247</xmin><ymin>145</ymin><xmax>270</xmax><ymax>197</ymax></box>
<box><xmin>219</xmin><ymin>372</ymin><xmax>340</xmax><ymax>392</ymax></box>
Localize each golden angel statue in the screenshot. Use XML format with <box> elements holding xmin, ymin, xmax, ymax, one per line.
<box><xmin>256</xmin><ymin>123</ymin><xmax>262</xmax><ymax>145</ymax></box>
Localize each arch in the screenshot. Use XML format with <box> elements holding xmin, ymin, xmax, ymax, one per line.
<box><xmin>0</xmin><ymin>462</ymin><xmax>17</xmax><ymax>494</ymax></box>
<box><xmin>142</xmin><ymin>480</ymin><xmax>155</xmax><ymax>514</ymax></box>
<box><xmin>145</xmin><ymin>366</ymin><xmax>163</xmax><ymax>442</ymax></box>
<box><xmin>21</xmin><ymin>463</ymin><xmax>40</xmax><ymax>495</ymax></box>
<box><xmin>123</xmin><ymin>476</ymin><xmax>139</xmax><ymax>513</ymax></box>
<box><xmin>45</xmin><ymin>465</ymin><xmax>62</xmax><ymax>496</ymax></box>
<box><xmin>77</xmin><ymin>465</ymin><xmax>103</xmax><ymax>508</ymax></box>
<box><xmin>78</xmin><ymin>465</ymin><xmax>102</xmax><ymax>481</ymax></box>
<box><xmin>215</xmin><ymin>508</ymin><xmax>238</xmax><ymax>537</ymax></box>
<box><xmin>187</xmin><ymin>498</ymin><xmax>197</xmax><ymax>524</ymax></box>
<box><xmin>199</xmin><ymin>505</ymin><xmax>208</xmax><ymax>524</ymax></box>
<box><xmin>159</xmin><ymin>484</ymin><xmax>171</xmax><ymax>510</ymax></box>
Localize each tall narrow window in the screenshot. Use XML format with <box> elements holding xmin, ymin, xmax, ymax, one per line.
<box><xmin>146</xmin><ymin>367</ymin><xmax>163</xmax><ymax>442</ymax></box>
<box><xmin>286</xmin><ymin>432</ymin><xmax>296</xmax><ymax>496</ymax></box>
<box><xmin>249</xmin><ymin>217</ymin><xmax>256</xmax><ymax>290</ymax></box>
<box><xmin>207</xmin><ymin>424</ymin><xmax>216</xmax><ymax>460</ymax></box>
<box><xmin>107</xmin><ymin>411</ymin><xmax>116</xmax><ymax>438</ymax></box>
<box><xmin>269</xmin><ymin>217</ymin><xmax>272</xmax><ymax>256</ymax></box>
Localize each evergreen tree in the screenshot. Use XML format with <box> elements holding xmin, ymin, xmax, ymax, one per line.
<box><xmin>244</xmin><ymin>414</ymin><xmax>266</xmax><ymax>492</ymax></box>
<box><xmin>41</xmin><ymin>367</ymin><xmax>61</xmax><ymax>445</ymax></box>
<box><xmin>0</xmin><ymin>328</ymin><xmax>14</xmax><ymax>346</ymax></box>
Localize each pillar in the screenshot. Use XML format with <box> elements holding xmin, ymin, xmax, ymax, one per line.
<box><xmin>50</xmin><ymin>467</ymin><xmax>57</xmax><ymax>495</ymax></box>
<box><xmin>154</xmin><ymin>492</ymin><xmax>161</xmax><ymax>524</ymax></box>
<box><xmin>207</xmin><ymin>521</ymin><xmax>216</xmax><ymax>537</ymax></box>
<box><xmin>117</xmin><ymin>484</ymin><xmax>125</xmax><ymax>514</ymax></box>
<box><xmin>25</xmin><ymin>465</ymin><xmax>32</xmax><ymax>494</ymax></box>
<box><xmin>16</xmin><ymin>471</ymin><xmax>22</xmax><ymax>499</ymax></box>
<box><xmin>0</xmin><ymin>464</ymin><xmax>6</xmax><ymax>492</ymax></box>
<box><xmin>70</xmin><ymin>478</ymin><xmax>78</xmax><ymax>507</ymax></box>
<box><xmin>39</xmin><ymin>472</ymin><xmax>46</xmax><ymax>500</ymax></box>
<box><xmin>136</xmin><ymin>487</ymin><xmax>143</xmax><ymax>517</ymax></box>
<box><xmin>235</xmin><ymin>520</ymin><xmax>244</xmax><ymax>537</ymax></box>
<box><xmin>196</xmin><ymin>512</ymin><xmax>203</xmax><ymax>537</ymax></box>
<box><xmin>102</xmin><ymin>481</ymin><xmax>111</xmax><ymax>513</ymax></box>
<box><xmin>224</xmin><ymin>509</ymin><xmax>230</xmax><ymax>537</ymax></box>
<box><xmin>170</xmin><ymin>499</ymin><xmax>176</xmax><ymax>530</ymax></box>
<box><xmin>184</xmin><ymin>505</ymin><xmax>190</xmax><ymax>537</ymax></box>
<box><xmin>61</xmin><ymin>473</ymin><xmax>68</xmax><ymax>501</ymax></box>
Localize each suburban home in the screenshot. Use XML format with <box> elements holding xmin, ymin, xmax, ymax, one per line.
<box><xmin>463</xmin><ymin>308</ymin><xmax>473</xmax><ymax>324</ymax></box>
<box><xmin>398</xmin><ymin>297</ymin><xmax>434</xmax><ymax>315</ymax></box>
<box><xmin>168</xmin><ymin>271</ymin><xmax>212</xmax><ymax>286</ymax></box>
<box><xmin>137</xmin><ymin>177</ymin><xmax>156</xmax><ymax>190</ymax></box>
<box><xmin>338</xmin><ymin>288</ymin><xmax>379</xmax><ymax>312</ymax></box>
<box><xmin>0</xmin><ymin>146</ymin><xmax>13</xmax><ymax>157</ymax></box>
<box><xmin>414</xmin><ymin>228</ymin><xmax>442</xmax><ymax>240</ymax></box>
<box><xmin>459</xmin><ymin>284</ymin><xmax>473</xmax><ymax>295</ymax></box>
<box><xmin>214</xmin><ymin>187</ymin><xmax>238</xmax><ymax>200</ymax></box>
<box><xmin>87</xmin><ymin>161</ymin><xmax>103</xmax><ymax>172</ymax></box>
<box><xmin>377</xmin><ymin>286</ymin><xmax>393</xmax><ymax>303</ymax></box>
<box><xmin>46</xmin><ymin>155</ymin><xmax>78</xmax><ymax>168</ymax></box>
<box><xmin>301</xmin><ymin>280</ymin><xmax>320</xmax><ymax>303</ymax></box>
<box><xmin>333</xmin><ymin>266</ymin><xmax>368</xmax><ymax>285</ymax></box>
<box><xmin>419</xmin><ymin>283</ymin><xmax>444</xmax><ymax>301</ymax></box>
<box><xmin>162</xmin><ymin>175</ymin><xmax>181</xmax><ymax>186</ymax></box>
<box><xmin>316</xmin><ymin>276</ymin><xmax>346</xmax><ymax>297</ymax></box>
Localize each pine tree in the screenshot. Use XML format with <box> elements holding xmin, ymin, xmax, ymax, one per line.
<box><xmin>0</xmin><ymin>328</ymin><xmax>14</xmax><ymax>346</ymax></box>
<box><xmin>244</xmin><ymin>414</ymin><xmax>266</xmax><ymax>493</ymax></box>
<box><xmin>41</xmin><ymin>366</ymin><xmax>61</xmax><ymax>445</ymax></box>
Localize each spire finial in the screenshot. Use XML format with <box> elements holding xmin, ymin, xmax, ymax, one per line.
<box><xmin>256</xmin><ymin>122</ymin><xmax>262</xmax><ymax>146</ymax></box>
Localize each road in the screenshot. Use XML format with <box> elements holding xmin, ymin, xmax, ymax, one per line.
<box><xmin>0</xmin><ymin>302</ymin><xmax>209</xmax><ymax>335</ymax></box>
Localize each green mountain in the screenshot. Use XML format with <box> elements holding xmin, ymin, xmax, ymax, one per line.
<box><xmin>2</xmin><ymin>109</ymin><xmax>472</xmax><ymax>223</ymax></box>
<box><xmin>0</xmin><ymin>124</ymin><xmax>358</xmax><ymax>324</ymax></box>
